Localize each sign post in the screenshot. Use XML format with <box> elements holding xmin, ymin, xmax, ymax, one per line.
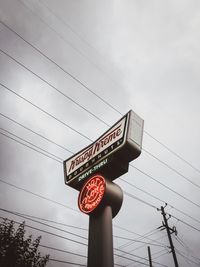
<box><xmin>78</xmin><ymin>174</ymin><xmax>123</xmax><ymax>267</ymax></box>
<box><xmin>63</xmin><ymin>110</ymin><xmax>144</xmax><ymax>267</ymax></box>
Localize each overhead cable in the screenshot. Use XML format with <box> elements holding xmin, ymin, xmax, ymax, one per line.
<box><xmin>0</xmin><ymin>48</ymin><xmax>109</xmax><ymax>127</ymax></box>
<box><xmin>0</xmin><ymin>82</ymin><xmax>92</xmax><ymax>142</ymax></box>
<box><xmin>1</xmin><ymin>19</ymin><xmax>199</xmax><ymax>178</ymax></box>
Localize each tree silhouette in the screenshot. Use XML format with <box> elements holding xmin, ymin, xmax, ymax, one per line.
<box><xmin>0</xmin><ymin>218</ymin><xmax>49</xmax><ymax>267</ymax></box>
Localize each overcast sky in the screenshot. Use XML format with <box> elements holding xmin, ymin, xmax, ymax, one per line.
<box><xmin>0</xmin><ymin>0</ymin><xmax>200</xmax><ymax>266</ymax></box>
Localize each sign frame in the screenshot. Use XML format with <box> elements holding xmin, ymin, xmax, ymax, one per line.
<box><xmin>63</xmin><ymin>110</ymin><xmax>144</xmax><ymax>190</ymax></box>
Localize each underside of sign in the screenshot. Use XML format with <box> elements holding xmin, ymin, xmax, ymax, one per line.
<box><xmin>63</xmin><ymin>110</ymin><xmax>144</xmax><ymax>190</ymax></box>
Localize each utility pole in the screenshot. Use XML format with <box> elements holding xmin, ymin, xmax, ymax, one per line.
<box><xmin>158</xmin><ymin>205</ymin><xmax>179</xmax><ymax>267</ymax></box>
<box><xmin>147</xmin><ymin>246</ymin><xmax>153</xmax><ymax>267</ymax></box>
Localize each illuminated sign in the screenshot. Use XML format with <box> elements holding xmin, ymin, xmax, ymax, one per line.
<box><xmin>63</xmin><ymin>110</ymin><xmax>144</xmax><ymax>189</ymax></box>
<box><xmin>78</xmin><ymin>175</ymin><xmax>106</xmax><ymax>214</ymax></box>
<box><xmin>67</xmin><ymin>118</ymin><xmax>125</xmax><ymax>178</ymax></box>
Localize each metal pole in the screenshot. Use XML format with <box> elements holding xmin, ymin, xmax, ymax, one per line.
<box><xmin>148</xmin><ymin>246</ymin><xmax>153</xmax><ymax>267</ymax></box>
<box><xmin>87</xmin><ymin>205</ymin><xmax>114</xmax><ymax>267</ymax></box>
<box><xmin>161</xmin><ymin>206</ymin><xmax>179</xmax><ymax>267</ymax></box>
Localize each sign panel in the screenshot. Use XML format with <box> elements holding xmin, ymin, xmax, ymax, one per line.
<box><xmin>78</xmin><ymin>174</ymin><xmax>106</xmax><ymax>214</ymax></box>
<box><xmin>63</xmin><ymin>110</ymin><xmax>144</xmax><ymax>190</ymax></box>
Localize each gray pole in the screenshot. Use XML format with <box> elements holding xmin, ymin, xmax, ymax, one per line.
<box><xmin>161</xmin><ymin>206</ymin><xmax>179</xmax><ymax>267</ymax></box>
<box><xmin>88</xmin><ymin>205</ymin><xmax>114</xmax><ymax>267</ymax></box>
<box><xmin>87</xmin><ymin>179</ymin><xmax>123</xmax><ymax>267</ymax></box>
<box><xmin>148</xmin><ymin>246</ymin><xmax>153</xmax><ymax>267</ymax></box>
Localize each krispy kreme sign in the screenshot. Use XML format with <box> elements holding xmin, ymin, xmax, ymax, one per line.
<box><xmin>78</xmin><ymin>174</ymin><xmax>106</xmax><ymax>214</ymax></box>
<box><xmin>63</xmin><ymin>110</ymin><xmax>144</xmax><ymax>189</ymax></box>
<box><xmin>68</xmin><ymin>123</ymin><xmax>122</xmax><ymax>174</ymax></box>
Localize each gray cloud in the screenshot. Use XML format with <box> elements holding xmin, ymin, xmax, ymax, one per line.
<box><xmin>0</xmin><ymin>0</ymin><xmax>200</xmax><ymax>266</ymax></box>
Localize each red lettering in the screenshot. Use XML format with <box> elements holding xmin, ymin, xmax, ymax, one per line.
<box><xmin>78</xmin><ymin>175</ymin><xmax>106</xmax><ymax>214</ymax></box>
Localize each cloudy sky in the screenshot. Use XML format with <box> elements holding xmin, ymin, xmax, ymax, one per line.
<box><xmin>0</xmin><ymin>0</ymin><xmax>200</xmax><ymax>266</ymax></box>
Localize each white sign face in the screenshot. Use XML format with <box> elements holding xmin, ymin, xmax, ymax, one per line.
<box><xmin>63</xmin><ymin>110</ymin><xmax>144</xmax><ymax>189</ymax></box>
<box><xmin>64</xmin><ymin>114</ymin><xmax>128</xmax><ymax>186</ymax></box>
<box><xmin>66</xmin><ymin>117</ymin><xmax>126</xmax><ymax>176</ymax></box>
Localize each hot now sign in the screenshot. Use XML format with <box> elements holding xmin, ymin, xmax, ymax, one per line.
<box><xmin>63</xmin><ymin>110</ymin><xmax>144</xmax><ymax>190</ymax></box>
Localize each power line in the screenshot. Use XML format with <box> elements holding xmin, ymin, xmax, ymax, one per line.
<box><xmin>121</xmin><ymin>178</ymin><xmax>200</xmax><ymax>227</ymax></box>
<box><xmin>124</xmin><ymin>191</ymin><xmax>157</xmax><ymax>210</ymax></box>
<box><xmin>36</xmin><ymin>0</ymin><xmax>119</xmax><ymax>90</ymax></box>
<box><xmin>0</xmin><ymin>127</ymin><xmax>63</xmax><ymax>161</ymax></box>
<box><xmin>175</xmin><ymin>249</ymin><xmax>200</xmax><ymax>266</ymax></box>
<box><xmin>169</xmin><ymin>214</ymin><xmax>200</xmax><ymax>234</ymax></box>
<box><xmin>123</xmin><ymin>235</ymin><xmax>168</xmax><ymax>257</ymax></box>
<box><xmin>50</xmin><ymin>257</ymin><xmax>122</xmax><ymax>267</ymax></box>
<box><xmin>3</xmin><ymin>85</ymin><xmax>200</xmax><ymax>217</ymax></box>
<box><xmin>2</xmin><ymin>43</ymin><xmax>199</xmax><ymax>199</ymax></box>
<box><xmin>3</xmin><ymin>79</ymin><xmax>200</xmax><ymax>213</ymax></box>
<box><xmin>0</xmin><ymin>82</ymin><xmax>92</xmax><ymax>142</ymax></box>
<box><xmin>170</xmin><ymin>206</ymin><xmax>200</xmax><ymax>226</ymax></box>
<box><xmin>0</xmin><ymin>216</ymin><xmax>87</xmax><ymax>246</ymax></box>
<box><xmin>0</xmin><ymin>210</ymin><xmax>166</xmax><ymax>267</ymax></box>
<box><xmin>143</xmin><ymin>148</ymin><xmax>200</xmax><ymax>190</ymax></box>
<box><xmin>1</xmin><ymin>137</ymin><xmax>197</xmax><ymax>263</ymax></box>
<box><xmin>40</xmin><ymin>243</ymin><xmax>86</xmax><ymax>258</ymax></box>
<box><xmin>18</xmin><ymin>0</ymin><xmax>122</xmax><ymax>104</ymax></box>
<box><xmin>119</xmin><ymin>234</ymin><xmax>166</xmax><ymax>256</ymax></box>
<box><xmin>0</xmin><ymin>130</ymin><xmax>62</xmax><ymax>163</ymax></box>
<box><xmin>0</xmin><ymin>178</ymin><xmax>166</xmax><ymax>252</ymax></box>
<box><xmin>38</xmin><ymin>0</ymin><xmax>95</xmax><ymax>51</ymax></box>
<box><xmin>0</xmin><ymin>207</ymin><xmax>165</xmax><ymax>249</ymax></box>
<box><xmin>2</xmin><ymin>112</ymin><xmax>200</xmax><ymax>232</ymax></box>
<box><xmin>0</xmin><ymin>20</ymin><xmax>121</xmax><ymax>116</ymax></box>
<box><xmin>131</xmin><ymin>164</ymin><xmax>200</xmax><ymax>210</ymax></box>
<box><xmin>0</xmin><ymin>48</ymin><xmax>110</xmax><ymax>127</ymax></box>
<box><xmin>2</xmin><ymin>112</ymin><xmax>200</xmax><ymax>229</ymax></box>
<box><xmin>17</xmin><ymin>209</ymin><xmax>163</xmax><ymax>249</ymax></box>
<box><xmin>121</xmin><ymin>178</ymin><xmax>165</xmax><ymax>204</ymax></box>
<box><xmin>0</xmin><ymin>215</ymin><xmax>149</xmax><ymax>266</ymax></box>
<box><xmin>1</xmin><ymin>117</ymin><xmax>199</xmax><ymax>236</ymax></box>
<box><xmin>0</xmin><ymin>208</ymin><xmax>87</xmax><ymax>241</ymax></box>
<box><xmin>2</xmin><ymin>48</ymin><xmax>199</xmax><ymax>197</ymax></box>
<box><xmin>48</xmin><ymin>257</ymin><xmax>86</xmax><ymax>266</ymax></box>
<box><xmin>0</xmin><ymin>112</ymin><xmax>74</xmax><ymax>154</ymax></box>
<box><xmin>144</xmin><ymin>131</ymin><xmax>200</xmax><ymax>175</ymax></box>
<box><xmin>153</xmin><ymin>251</ymin><xmax>170</xmax><ymax>261</ymax></box>
<box><xmin>7</xmin><ymin>208</ymin><xmax>166</xmax><ymax>261</ymax></box>
<box><xmin>1</xmin><ymin>86</ymin><xmax>200</xmax><ymax>249</ymax></box>
<box><xmin>1</xmin><ymin>34</ymin><xmax>200</xmax><ymax>216</ymax></box>
<box><xmin>133</xmin><ymin>250</ymin><xmax>170</xmax><ymax>267</ymax></box>
<box><xmin>175</xmin><ymin>235</ymin><xmax>200</xmax><ymax>262</ymax></box>
<box><xmin>115</xmin><ymin>227</ymin><xmax>157</xmax><ymax>240</ymax></box>
<box><xmin>1</xmin><ymin>87</ymin><xmax>199</xmax><ymax>252</ymax></box>
<box><xmin>2</xmin><ymin>123</ymin><xmax>200</xmax><ymax>236</ymax></box>
<box><xmin>115</xmin><ymin>228</ymin><xmax>165</xmax><ymax>251</ymax></box>
<box><xmin>114</xmin><ymin>252</ymin><xmax>150</xmax><ymax>266</ymax></box>
<box><xmin>0</xmin><ymin>177</ymin><xmax>78</xmax><ymax>213</ymax></box>
<box><xmin>0</xmin><ymin>123</ymin><xmax>155</xmax><ymax>228</ymax></box>
<box><xmin>1</xmin><ymin>112</ymin><xmax>200</xmax><ymax>233</ymax></box>
<box><xmin>11</xmin><ymin>211</ymin><xmax>87</xmax><ymax>231</ymax></box>
<box><xmin>35</xmin><ymin>0</ymin><xmax>200</xmax><ymax>180</ymax></box>
<box><xmin>114</xmin><ymin>235</ymin><xmax>166</xmax><ymax>248</ymax></box>
<box><xmin>1</xmin><ymin>19</ymin><xmax>200</xmax><ymax>178</ymax></box>
<box><xmin>0</xmin><ymin>112</ymin><xmax>165</xmax><ymax>211</ymax></box>
<box><xmin>174</xmin><ymin>236</ymin><xmax>187</xmax><ymax>250</ymax></box>
<box><xmin>115</xmin><ymin>248</ymin><xmax>168</xmax><ymax>267</ymax></box>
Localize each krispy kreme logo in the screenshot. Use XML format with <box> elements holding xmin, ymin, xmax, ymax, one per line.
<box><xmin>66</xmin><ymin>118</ymin><xmax>126</xmax><ymax>176</ymax></box>
<box><xmin>78</xmin><ymin>175</ymin><xmax>106</xmax><ymax>214</ymax></box>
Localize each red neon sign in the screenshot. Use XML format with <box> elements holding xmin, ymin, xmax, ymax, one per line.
<box><xmin>78</xmin><ymin>175</ymin><xmax>106</xmax><ymax>214</ymax></box>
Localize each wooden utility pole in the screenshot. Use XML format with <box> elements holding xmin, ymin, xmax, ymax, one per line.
<box><xmin>147</xmin><ymin>246</ymin><xmax>153</xmax><ymax>267</ymax></box>
<box><xmin>160</xmin><ymin>205</ymin><xmax>179</xmax><ymax>267</ymax></box>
